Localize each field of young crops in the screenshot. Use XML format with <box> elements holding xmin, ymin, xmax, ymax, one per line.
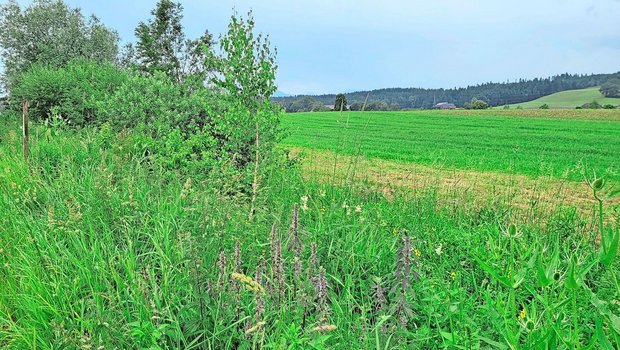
<box><xmin>282</xmin><ymin>109</ymin><xmax>620</xmax><ymax>184</ymax></box>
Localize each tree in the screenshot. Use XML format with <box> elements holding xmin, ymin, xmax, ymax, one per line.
<box><xmin>0</xmin><ymin>0</ymin><xmax>119</xmax><ymax>92</ymax></box>
<box><xmin>335</xmin><ymin>93</ymin><xmax>347</xmax><ymax>111</ymax></box>
<box><xmin>132</xmin><ymin>0</ymin><xmax>213</xmax><ymax>84</ymax></box>
<box><xmin>600</xmin><ymin>79</ymin><xmax>620</xmax><ymax>98</ymax></box>
<box><xmin>466</xmin><ymin>97</ymin><xmax>489</xmax><ymax>110</ymax></box>
<box><xmin>207</xmin><ymin>11</ymin><xmax>281</xmax><ymax>218</ymax></box>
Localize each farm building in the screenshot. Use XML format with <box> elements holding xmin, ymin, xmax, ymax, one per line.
<box><xmin>432</xmin><ymin>102</ymin><xmax>456</xmax><ymax>109</ymax></box>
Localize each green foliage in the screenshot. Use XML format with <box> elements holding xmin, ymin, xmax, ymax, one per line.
<box><xmin>285</xmin><ymin>96</ymin><xmax>329</xmax><ymax>112</ymax></box>
<box><xmin>0</xmin><ymin>0</ymin><xmax>119</xmax><ymax>91</ymax></box>
<box><xmin>334</xmin><ymin>93</ymin><xmax>347</xmax><ymax>111</ymax></box>
<box><xmin>130</xmin><ymin>0</ymin><xmax>213</xmax><ymax>84</ymax></box>
<box><xmin>10</xmin><ymin>59</ymin><xmax>127</xmax><ymax>125</ymax></box>
<box><xmin>465</xmin><ymin>97</ymin><xmax>489</xmax><ymax>109</ymax></box>
<box><xmin>206</xmin><ymin>10</ymin><xmax>282</xmax><ymax>176</ymax></box>
<box><xmin>539</xmin><ymin>103</ymin><xmax>549</xmax><ymax>109</ymax></box>
<box><xmin>96</xmin><ymin>71</ymin><xmax>211</xmax><ymax>131</ymax></box>
<box><xmin>208</xmin><ymin>11</ymin><xmax>277</xmax><ymax>108</ymax></box>
<box><xmin>600</xmin><ymin>79</ymin><xmax>620</xmax><ymax>98</ymax></box>
<box><xmin>581</xmin><ymin>100</ymin><xmax>602</xmax><ymax>109</ymax></box>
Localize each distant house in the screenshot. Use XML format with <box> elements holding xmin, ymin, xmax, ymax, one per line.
<box><xmin>432</xmin><ymin>102</ymin><xmax>456</xmax><ymax>110</ymax></box>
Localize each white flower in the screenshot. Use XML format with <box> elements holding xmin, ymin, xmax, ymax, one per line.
<box><xmin>435</xmin><ymin>244</ymin><xmax>443</xmax><ymax>256</ymax></box>
<box><xmin>319</xmin><ymin>190</ymin><xmax>326</xmax><ymax>197</ymax></box>
<box><xmin>355</xmin><ymin>205</ymin><xmax>362</xmax><ymax>214</ymax></box>
<box><xmin>300</xmin><ymin>195</ymin><xmax>309</xmax><ymax>211</ymax></box>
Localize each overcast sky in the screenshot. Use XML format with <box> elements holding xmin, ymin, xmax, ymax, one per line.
<box><xmin>14</xmin><ymin>0</ymin><xmax>620</xmax><ymax>95</ymax></box>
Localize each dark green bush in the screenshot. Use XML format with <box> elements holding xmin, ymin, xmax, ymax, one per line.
<box><xmin>539</xmin><ymin>103</ymin><xmax>549</xmax><ymax>109</ymax></box>
<box><xmin>10</xmin><ymin>59</ymin><xmax>127</xmax><ymax>125</ymax></box>
<box><xmin>581</xmin><ymin>100</ymin><xmax>602</xmax><ymax>109</ymax></box>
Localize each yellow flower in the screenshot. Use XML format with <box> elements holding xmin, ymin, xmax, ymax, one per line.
<box><xmin>320</xmin><ymin>207</ymin><xmax>326</xmax><ymax>214</ymax></box>
<box><xmin>392</xmin><ymin>228</ymin><xmax>398</xmax><ymax>235</ymax></box>
<box><xmin>519</xmin><ymin>308</ymin><xmax>526</xmax><ymax>320</ymax></box>
<box><xmin>450</xmin><ymin>271</ymin><xmax>456</xmax><ymax>280</ymax></box>
<box><xmin>414</xmin><ymin>249</ymin><xmax>421</xmax><ymax>257</ymax></box>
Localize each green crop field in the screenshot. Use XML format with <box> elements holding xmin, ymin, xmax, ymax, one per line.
<box><xmin>505</xmin><ymin>87</ymin><xmax>620</xmax><ymax>109</ymax></box>
<box><xmin>282</xmin><ymin>109</ymin><xmax>620</xmax><ymax>183</ymax></box>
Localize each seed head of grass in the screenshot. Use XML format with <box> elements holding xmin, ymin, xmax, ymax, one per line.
<box><xmin>231</xmin><ymin>272</ymin><xmax>265</xmax><ymax>294</ymax></box>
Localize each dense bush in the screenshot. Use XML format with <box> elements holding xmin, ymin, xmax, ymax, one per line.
<box><xmin>581</xmin><ymin>100</ymin><xmax>602</xmax><ymax>109</ymax></box>
<box><xmin>10</xmin><ymin>59</ymin><xmax>128</xmax><ymax>125</ymax></box>
<box><xmin>539</xmin><ymin>103</ymin><xmax>550</xmax><ymax>109</ymax></box>
<box><xmin>464</xmin><ymin>97</ymin><xmax>489</xmax><ymax>109</ymax></box>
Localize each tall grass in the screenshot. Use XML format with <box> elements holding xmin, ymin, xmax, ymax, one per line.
<box><xmin>1</xmin><ymin>114</ymin><xmax>619</xmax><ymax>348</ymax></box>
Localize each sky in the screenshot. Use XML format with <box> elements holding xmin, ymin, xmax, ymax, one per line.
<box><xmin>10</xmin><ymin>0</ymin><xmax>620</xmax><ymax>95</ymax></box>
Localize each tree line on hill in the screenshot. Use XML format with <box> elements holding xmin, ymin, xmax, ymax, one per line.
<box><xmin>275</xmin><ymin>72</ymin><xmax>620</xmax><ymax>112</ymax></box>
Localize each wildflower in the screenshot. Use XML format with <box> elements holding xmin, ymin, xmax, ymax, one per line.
<box><xmin>435</xmin><ymin>244</ymin><xmax>443</xmax><ymax>256</ymax></box>
<box><xmin>309</xmin><ymin>242</ymin><xmax>319</xmax><ymax>277</ymax></box>
<box><xmin>519</xmin><ymin>308</ymin><xmax>526</xmax><ymax>320</ymax></box>
<box><xmin>254</xmin><ymin>260</ymin><xmax>265</xmax><ymax>320</ymax></box>
<box><xmin>414</xmin><ymin>248</ymin><xmax>421</xmax><ymax>257</ymax></box>
<box><xmin>450</xmin><ymin>271</ymin><xmax>456</xmax><ymax>281</ymax></box>
<box><xmin>234</xmin><ymin>241</ymin><xmax>242</xmax><ymax>273</ymax></box>
<box><xmin>319</xmin><ymin>190</ymin><xmax>326</xmax><ymax>197</ymax></box>
<box><xmin>341</xmin><ymin>201</ymin><xmax>349</xmax><ymax>209</ymax></box>
<box><xmin>355</xmin><ymin>205</ymin><xmax>362</xmax><ymax>214</ymax></box>
<box><xmin>380</xmin><ymin>220</ymin><xmax>387</xmax><ymax>227</ymax></box>
<box><xmin>320</xmin><ymin>207</ymin><xmax>326</xmax><ymax>214</ymax></box>
<box><xmin>300</xmin><ymin>195</ymin><xmax>309</xmax><ymax>211</ymax></box>
<box><xmin>245</xmin><ymin>321</ymin><xmax>266</xmax><ymax>335</ymax></box>
<box><xmin>231</xmin><ymin>272</ymin><xmax>265</xmax><ymax>294</ymax></box>
<box><xmin>393</xmin><ymin>228</ymin><xmax>398</xmax><ymax>235</ymax></box>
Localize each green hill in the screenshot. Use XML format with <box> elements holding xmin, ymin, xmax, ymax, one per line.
<box><xmin>505</xmin><ymin>87</ymin><xmax>620</xmax><ymax>109</ymax></box>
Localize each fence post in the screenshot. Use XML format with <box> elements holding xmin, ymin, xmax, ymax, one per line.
<box><xmin>23</xmin><ymin>100</ymin><xmax>29</xmax><ymax>161</ymax></box>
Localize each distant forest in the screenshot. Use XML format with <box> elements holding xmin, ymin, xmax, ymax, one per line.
<box><xmin>274</xmin><ymin>72</ymin><xmax>620</xmax><ymax>112</ymax></box>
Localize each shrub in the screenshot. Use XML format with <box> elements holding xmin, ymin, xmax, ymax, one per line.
<box><xmin>539</xmin><ymin>103</ymin><xmax>549</xmax><ymax>109</ymax></box>
<box><xmin>581</xmin><ymin>100</ymin><xmax>602</xmax><ymax>109</ymax></box>
<box><xmin>602</xmin><ymin>104</ymin><xmax>616</xmax><ymax>109</ymax></box>
<box><xmin>10</xmin><ymin>59</ymin><xmax>127</xmax><ymax>125</ymax></box>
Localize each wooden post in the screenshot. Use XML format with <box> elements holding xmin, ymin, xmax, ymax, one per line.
<box><xmin>23</xmin><ymin>100</ymin><xmax>29</xmax><ymax>161</ymax></box>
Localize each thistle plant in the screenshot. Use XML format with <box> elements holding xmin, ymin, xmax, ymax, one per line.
<box><xmin>312</xmin><ymin>266</ymin><xmax>331</xmax><ymax>328</ymax></box>
<box><xmin>391</xmin><ymin>235</ymin><xmax>419</xmax><ymax>328</ymax></box>
<box><xmin>217</xmin><ymin>251</ymin><xmax>228</xmax><ymax>291</ymax></box>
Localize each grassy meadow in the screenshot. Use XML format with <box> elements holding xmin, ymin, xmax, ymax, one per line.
<box><xmin>1</xmin><ymin>108</ymin><xmax>620</xmax><ymax>349</ymax></box>
<box><xmin>505</xmin><ymin>87</ymin><xmax>620</xmax><ymax>109</ymax></box>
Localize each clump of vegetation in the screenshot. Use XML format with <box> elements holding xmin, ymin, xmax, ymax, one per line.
<box><xmin>581</xmin><ymin>100</ymin><xmax>602</xmax><ymax>109</ymax></box>
<box><xmin>600</xmin><ymin>78</ymin><xmax>620</xmax><ymax>98</ymax></box>
<box><xmin>334</xmin><ymin>93</ymin><xmax>348</xmax><ymax>111</ymax></box>
<box><xmin>539</xmin><ymin>103</ymin><xmax>549</xmax><ymax>109</ymax></box>
<box><xmin>464</xmin><ymin>97</ymin><xmax>489</xmax><ymax>109</ymax></box>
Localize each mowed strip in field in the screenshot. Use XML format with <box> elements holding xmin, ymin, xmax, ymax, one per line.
<box><xmin>282</xmin><ymin>110</ymin><xmax>620</xmax><ymax>212</ymax></box>
<box><xmin>282</xmin><ymin>110</ymin><xmax>620</xmax><ymax>183</ymax></box>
